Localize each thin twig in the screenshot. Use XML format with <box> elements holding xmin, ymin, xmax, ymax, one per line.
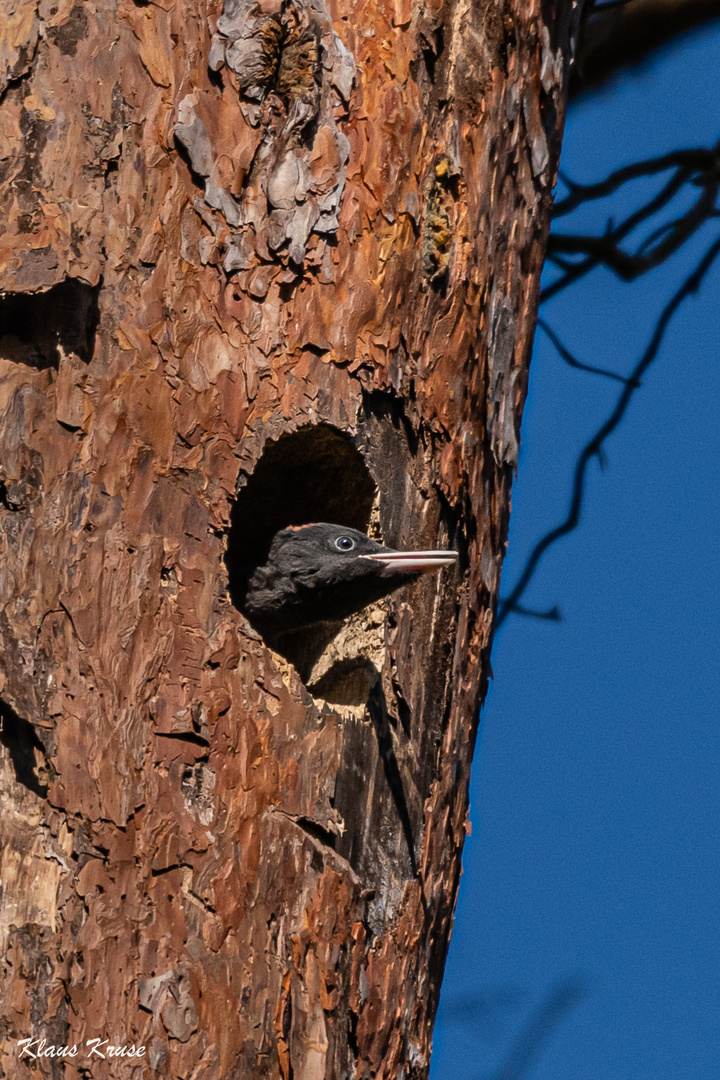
<box><xmin>553</xmin><ymin>148</ymin><xmax>717</xmax><ymax>217</ymax></box>
<box><xmin>506</xmin><ymin>602</ymin><xmax>562</xmax><ymax>622</ymax></box>
<box><xmin>543</xmin><ymin>175</ymin><xmax>718</xmax><ymax>301</ymax></box>
<box><xmin>537</xmin><ymin>319</ymin><xmax>641</xmax><ymax>386</ymax></box>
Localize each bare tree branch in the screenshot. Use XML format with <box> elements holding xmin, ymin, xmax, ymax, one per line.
<box><xmin>553</xmin><ymin>149</ymin><xmax>718</xmax><ymax>218</ymax></box>
<box><xmin>543</xmin><ymin>146</ymin><xmax>720</xmax><ymax>301</ymax></box>
<box><xmin>501</xmin><ymin>144</ymin><xmax>720</xmax><ymax>625</ymax></box>
<box><xmin>484</xmin><ymin>978</ymin><xmax>586</xmax><ymax>1080</ymax></box>
<box><xmin>507</xmin><ymin>602</ymin><xmax>563</xmax><ymax>622</ymax></box>
<box><xmin>499</xmin><ymin>235</ymin><xmax>720</xmax><ymax>629</ymax></box>
<box><xmin>537</xmin><ymin>319</ymin><xmax>641</xmax><ymax>385</ymax></box>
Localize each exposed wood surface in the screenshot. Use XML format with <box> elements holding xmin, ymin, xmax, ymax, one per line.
<box><xmin>0</xmin><ymin>0</ymin><xmax>578</xmax><ymax>1076</ymax></box>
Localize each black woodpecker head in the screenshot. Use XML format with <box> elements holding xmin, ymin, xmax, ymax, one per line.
<box><xmin>243</xmin><ymin>523</ymin><xmax>458</xmax><ymax>643</ymax></box>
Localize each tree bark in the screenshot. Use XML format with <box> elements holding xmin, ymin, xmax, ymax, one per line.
<box><xmin>0</xmin><ymin>0</ymin><xmax>578</xmax><ymax>1077</ymax></box>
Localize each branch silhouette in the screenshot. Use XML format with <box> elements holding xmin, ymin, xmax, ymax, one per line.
<box><xmin>499</xmin><ymin>234</ymin><xmax>720</xmax><ymax>628</ymax></box>
<box><xmin>499</xmin><ymin>138</ymin><xmax>720</xmax><ymax>627</ymax></box>
<box><xmin>537</xmin><ymin>319</ymin><xmax>641</xmax><ymax>386</ymax></box>
<box><xmin>543</xmin><ymin>143</ymin><xmax>720</xmax><ymax>302</ymax></box>
<box><xmin>553</xmin><ymin>148</ymin><xmax>718</xmax><ymax>217</ymax></box>
<box><xmin>485</xmin><ymin>978</ymin><xmax>586</xmax><ymax>1080</ymax></box>
<box><xmin>438</xmin><ymin>978</ymin><xmax>585</xmax><ymax>1080</ymax></box>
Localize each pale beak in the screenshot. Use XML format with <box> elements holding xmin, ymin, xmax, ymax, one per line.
<box><xmin>359</xmin><ymin>550</ymin><xmax>459</xmax><ymax>573</ymax></box>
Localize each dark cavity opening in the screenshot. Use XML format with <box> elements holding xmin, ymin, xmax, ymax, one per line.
<box><xmin>0</xmin><ymin>278</ymin><xmax>100</xmax><ymax>369</ymax></box>
<box><xmin>0</xmin><ymin>700</ymin><xmax>50</xmax><ymax>797</ymax></box>
<box><xmin>420</xmin><ymin>25</ymin><xmax>444</xmax><ymax>84</ymax></box>
<box><xmin>225</xmin><ymin>424</ymin><xmax>376</xmax><ymax>672</ymax></box>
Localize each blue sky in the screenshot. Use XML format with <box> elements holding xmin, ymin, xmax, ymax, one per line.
<box><xmin>432</xmin><ymin>26</ymin><xmax>720</xmax><ymax>1080</ymax></box>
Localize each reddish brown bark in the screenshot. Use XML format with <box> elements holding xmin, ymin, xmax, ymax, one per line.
<box><xmin>0</xmin><ymin>0</ymin><xmax>577</xmax><ymax>1077</ymax></box>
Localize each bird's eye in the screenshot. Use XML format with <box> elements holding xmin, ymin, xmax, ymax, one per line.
<box><xmin>335</xmin><ymin>535</ymin><xmax>355</xmax><ymax>551</ymax></box>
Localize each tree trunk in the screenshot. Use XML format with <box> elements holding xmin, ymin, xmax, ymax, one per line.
<box><xmin>0</xmin><ymin>0</ymin><xmax>578</xmax><ymax>1076</ymax></box>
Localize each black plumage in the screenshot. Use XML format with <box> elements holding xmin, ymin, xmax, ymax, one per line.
<box><xmin>243</xmin><ymin>523</ymin><xmax>457</xmax><ymax>642</ymax></box>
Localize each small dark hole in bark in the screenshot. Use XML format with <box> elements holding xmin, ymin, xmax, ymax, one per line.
<box><xmin>430</xmin><ymin>266</ymin><xmax>450</xmax><ymax>294</ymax></box>
<box><xmin>226</xmin><ymin>424</ymin><xmax>376</xmax><ymax>672</ymax></box>
<box><xmin>348</xmin><ymin>1006</ymin><xmax>360</xmax><ymax>1059</ymax></box>
<box><xmin>295</xmin><ymin>814</ymin><xmax>335</xmax><ymax>849</ymax></box>
<box><xmin>0</xmin><ymin>278</ymin><xmax>100</xmax><ymax>368</ymax></box>
<box><xmin>422</xmin><ymin>44</ymin><xmax>436</xmax><ymax>82</ymax></box>
<box><xmin>104</xmin><ymin>159</ymin><xmax>119</xmax><ymax>189</ymax></box>
<box><xmin>282</xmin><ymin>989</ymin><xmax>292</xmax><ymax>1044</ymax></box>
<box><xmin>421</xmin><ymin>25</ymin><xmax>444</xmax><ymax>83</ymax></box>
<box><xmin>0</xmin><ymin>700</ymin><xmax>50</xmax><ymax>797</ymax></box>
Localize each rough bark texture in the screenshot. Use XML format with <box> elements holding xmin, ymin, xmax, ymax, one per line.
<box><xmin>0</xmin><ymin>0</ymin><xmax>577</xmax><ymax>1077</ymax></box>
